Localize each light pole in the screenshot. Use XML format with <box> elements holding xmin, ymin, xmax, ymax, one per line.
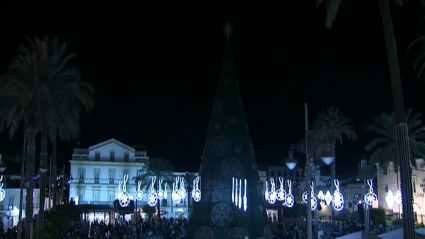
<box><xmin>321</xmin><ymin>143</ymin><xmax>336</xmax><ymax>225</ymax></box>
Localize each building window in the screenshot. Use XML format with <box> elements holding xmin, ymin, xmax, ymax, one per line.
<box><xmin>79</xmin><ymin>191</ymin><xmax>84</xmax><ymax>202</ymax></box>
<box><xmin>79</xmin><ymin>169</ymin><xmax>85</xmax><ymax>183</ymax></box>
<box><xmin>8</xmin><ymin>196</ymin><xmax>14</xmax><ymax>210</ymax></box>
<box><xmin>94</xmin><ymin>169</ymin><xmax>100</xmax><ymax>184</ymax></box>
<box><xmin>385</xmin><ymin>185</ymin><xmax>388</xmax><ymax>192</ymax></box>
<box><xmin>109</xmin><ymin>170</ymin><xmax>115</xmax><ymax>184</ymax></box>
<box><xmin>124</xmin><ymin>152</ymin><xmax>129</xmax><ymax>162</ymax></box>
<box><xmin>110</xmin><ymin>150</ymin><xmax>115</xmax><ymax>161</ymax></box>
<box><xmin>95</xmin><ymin>151</ymin><xmax>100</xmax><ymax>161</ymax></box>
<box><xmin>94</xmin><ymin>190</ymin><xmax>100</xmax><ymax>202</ymax></box>
<box><xmin>413</xmin><ymin>176</ymin><xmax>417</xmax><ymax>193</ymax></box>
<box><xmin>109</xmin><ymin>192</ymin><xmax>114</xmax><ymax>202</ymax></box>
<box><xmin>284</xmin><ymin>171</ymin><xmax>287</xmax><ymax>177</ymax></box>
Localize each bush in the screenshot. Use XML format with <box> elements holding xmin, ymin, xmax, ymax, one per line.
<box><xmin>43</xmin><ymin>210</ymin><xmax>71</xmax><ymax>239</ymax></box>
<box><xmin>392</xmin><ymin>219</ymin><xmax>403</xmax><ymax>227</ymax></box>
<box><xmin>370</xmin><ymin>208</ymin><xmax>386</xmax><ymax>224</ymax></box>
<box><xmin>334</xmin><ymin>209</ymin><xmax>351</xmax><ymax>222</ymax></box>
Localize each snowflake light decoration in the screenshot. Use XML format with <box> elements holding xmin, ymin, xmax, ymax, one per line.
<box><xmin>386</xmin><ymin>190</ymin><xmax>395</xmax><ymax>209</ymax></box>
<box><xmin>135</xmin><ymin>181</ymin><xmax>143</xmax><ymax>201</ymax></box>
<box><xmin>119</xmin><ymin>174</ymin><xmax>130</xmax><ymax>207</ymax></box>
<box><xmin>192</xmin><ymin>176</ymin><xmax>201</xmax><ymax>202</ymax></box>
<box><xmin>178</xmin><ymin>177</ymin><xmax>186</xmax><ymax>200</ymax></box>
<box><xmin>243</xmin><ymin>179</ymin><xmax>247</xmax><ymax>212</ymax></box>
<box><xmin>302</xmin><ymin>191</ymin><xmax>308</xmax><ymax>204</ymax></box>
<box><xmin>318</xmin><ymin>191</ymin><xmax>325</xmax><ymax>201</ymax></box>
<box><xmin>364</xmin><ymin>179</ymin><xmax>378</xmax><ymax>206</ymax></box>
<box><xmin>157</xmin><ymin>178</ymin><xmax>165</xmax><ymax>200</ymax></box>
<box><xmin>324</xmin><ymin>191</ymin><xmax>332</xmax><ymax>206</ymax></box>
<box><xmin>276</xmin><ymin>177</ymin><xmax>286</xmax><ymax>202</ymax></box>
<box><xmin>331</xmin><ymin>180</ymin><xmax>344</xmax><ymax>211</ymax></box>
<box><xmin>310</xmin><ymin>182</ymin><xmax>317</xmax><ymax>211</ymax></box>
<box><xmin>172</xmin><ymin>177</ymin><xmax>180</xmax><ymax>203</ymax></box>
<box><xmin>222</xmin><ymin>21</ymin><xmax>234</xmax><ymax>40</ymax></box>
<box><xmin>267</xmin><ymin>178</ymin><xmax>277</xmax><ymax>204</ymax></box>
<box><xmin>395</xmin><ymin>190</ymin><xmax>402</xmax><ymax>204</ymax></box>
<box><xmin>148</xmin><ymin>177</ymin><xmax>158</xmax><ymax>207</ymax></box>
<box><xmin>285</xmin><ymin>180</ymin><xmax>295</xmax><ymax>208</ymax></box>
<box><xmin>0</xmin><ymin>176</ymin><xmax>5</xmax><ymax>202</ymax></box>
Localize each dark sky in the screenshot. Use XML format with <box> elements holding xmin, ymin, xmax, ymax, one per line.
<box><xmin>1</xmin><ymin>1</ymin><xmax>425</xmax><ymax>176</ymax></box>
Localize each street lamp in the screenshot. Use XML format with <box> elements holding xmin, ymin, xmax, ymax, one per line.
<box><xmin>320</xmin><ymin>145</ymin><xmax>335</xmax><ymax>166</ymax></box>
<box><xmin>285</xmin><ymin>150</ymin><xmax>298</xmax><ymax>170</ymax></box>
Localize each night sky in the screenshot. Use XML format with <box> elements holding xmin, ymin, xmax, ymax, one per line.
<box><xmin>1</xmin><ymin>1</ymin><xmax>425</xmax><ymax>177</ymax></box>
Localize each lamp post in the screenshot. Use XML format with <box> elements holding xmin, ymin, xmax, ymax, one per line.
<box><xmin>320</xmin><ymin>144</ymin><xmax>336</xmax><ymax>224</ymax></box>
<box><xmin>285</xmin><ymin>103</ymin><xmax>312</xmax><ymax>239</ymax></box>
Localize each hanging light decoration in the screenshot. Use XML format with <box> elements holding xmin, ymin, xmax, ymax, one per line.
<box><xmin>276</xmin><ymin>177</ymin><xmax>286</xmax><ymax>203</ymax></box>
<box><xmin>310</xmin><ymin>182</ymin><xmax>317</xmax><ymax>211</ymax></box>
<box><xmin>192</xmin><ymin>176</ymin><xmax>201</xmax><ymax>202</ymax></box>
<box><xmin>243</xmin><ymin>179</ymin><xmax>247</xmax><ymax>212</ymax></box>
<box><xmin>135</xmin><ymin>181</ymin><xmax>143</xmax><ymax>201</ymax></box>
<box><xmin>0</xmin><ymin>176</ymin><xmax>5</xmax><ymax>202</ymax></box>
<box><xmin>148</xmin><ymin>177</ymin><xmax>158</xmax><ymax>207</ymax></box>
<box><xmin>164</xmin><ymin>183</ymin><xmax>168</xmax><ymax>200</ymax></box>
<box><xmin>302</xmin><ymin>191</ymin><xmax>308</xmax><ymax>204</ymax></box>
<box><xmin>172</xmin><ymin>177</ymin><xmax>180</xmax><ymax>204</ymax></box>
<box><xmin>395</xmin><ymin>190</ymin><xmax>402</xmax><ymax>204</ymax></box>
<box><xmin>331</xmin><ymin>179</ymin><xmax>344</xmax><ymax>211</ymax></box>
<box><xmin>324</xmin><ymin>191</ymin><xmax>332</xmax><ymax>206</ymax></box>
<box><xmin>178</xmin><ymin>177</ymin><xmax>186</xmax><ymax>200</ymax></box>
<box><xmin>264</xmin><ymin>180</ymin><xmax>269</xmax><ymax>202</ymax></box>
<box><xmin>267</xmin><ymin>178</ymin><xmax>277</xmax><ymax>204</ymax></box>
<box><xmin>232</xmin><ymin>177</ymin><xmax>235</xmax><ymax>203</ymax></box>
<box><xmin>386</xmin><ymin>190</ymin><xmax>395</xmax><ymax>209</ymax></box>
<box><xmin>317</xmin><ymin>191</ymin><xmax>325</xmax><ymax>201</ymax></box>
<box><xmin>116</xmin><ymin>181</ymin><xmax>123</xmax><ymax>200</ymax></box>
<box><xmin>238</xmin><ymin>179</ymin><xmax>242</xmax><ymax>209</ymax></box>
<box><xmin>285</xmin><ymin>180</ymin><xmax>294</xmax><ymax>208</ymax></box>
<box><xmin>364</xmin><ymin>179</ymin><xmax>378</xmax><ymax>206</ymax></box>
<box><xmin>157</xmin><ymin>179</ymin><xmax>165</xmax><ymax>200</ymax></box>
<box><xmin>119</xmin><ymin>174</ymin><xmax>130</xmax><ymax>207</ymax></box>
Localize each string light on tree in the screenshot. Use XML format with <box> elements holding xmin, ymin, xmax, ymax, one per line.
<box><xmin>285</xmin><ymin>180</ymin><xmax>295</xmax><ymax>208</ymax></box>
<box><xmin>331</xmin><ymin>180</ymin><xmax>344</xmax><ymax>211</ymax></box>
<box><xmin>235</xmin><ymin>178</ymin><xmax>239</xmax><ymax>207</ymax></box>
<box><xmin>364</xmin><ymin>179</ymin><xmax>378</xmax><ymax>206</ymax></box>
<box><xmin>135</xmin><ymin>181</ymin><xmax>143</xmax><ymax>201</ymax></box>
<box><xmin>238</xmin><ymin>178</ymin><xmax>242</xmax><ymax>209</ymax></box>
<box><xmin>232</xmin><ymin>177</ymin><xmax>235</xmax><ymax>204</ymax></box>
<box><xmin>192</xmin><ymin>176</ymin><xmax>201</xmax><ymax>202</ymax></box>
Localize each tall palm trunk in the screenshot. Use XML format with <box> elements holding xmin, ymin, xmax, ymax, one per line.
<box><xmin>51</xmin><ymin>129</ymin><xmax>57</xmax><ymax>209</ymax></box>
<box><xmin>156</xmin><ymin>178</ymin><xmax>161</xmax><ymax>222</ymax></box>
<box><xmin>37</xmin><ymin>131</ymin><xmax>47</xmax><ymax>239</ymax></box>
<box><xmin>18</xmin><ymin>132</ymin><xmax>27</xmax><ymax>239</ymax></box>
<box><xmin>378</xmin><ymin>0</ymin><xmax>415</xmax><ymax>238</ymax></box>
<box><xmin>25</xmin><ymin>127</ymin><xmax>36</xmax><ymax>239</ymax></box>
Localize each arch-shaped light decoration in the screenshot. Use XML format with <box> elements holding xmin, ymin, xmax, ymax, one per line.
<box><xmin>172</xmin><ymin>177</ymin><xmax>180</xmax><ymax>204</ymax></box>
<box><xmin>276</xmin><ymin>177</ymin><xmax>286</xmax><ymax>203</ymax></box>
<box><xmin>119</xmin><ymin>174</ymin><xmax>130</xmax><ymax>207</ymax></box>
<box><xmin>310</xmin><ymin>182</ymin><xmax>317</xmax><ymax>211</ymax></box>
<box><xmin>364</xmin><ymin>179</ymin><xmax>378</xmax><ymax>206</ymax></box>
<box><xmin>148</xmin><ymin>177</ymin><xmax>158</xmax><ymax>207</ymax></box>
<box><xmin>178</xmin><ymin>177</ymin><xmax>186</xmax><ymax>200</ymax></box>
<box><xmin>267</xmin><ymin>178</ymin><xmax>277</xmax><ymax>204</ymax></box>
<box><xmin>324</xmin><ymin>191</ymin><xmax>332</xmax><ymax>206</ymax></box>
<box><xmin>285</xmin><ymin>180</ymin><xmax>294</xmax><ymax>208</ymax></box>
<box><xmin>395</xmin><ymin>190</ymin><xmax>402</xmax><ymax>204</ymax></box>
<box><xmin>302</xmin><ymin>191</ymin><xmax>308</xmax><ymax>204</ymax></box>
<box><xmin>157</xmin><ymin>178</ymin><xmax>165</xmax><ymax>200</ymax></box>
<box><xmin>243</xmin><ymin>179</ymin><xmax>247</xmax><ymax>212</ymax></box>
<box><xmin>135</xmin><ymin>181</ymin><xmax>143</xmax><ymax>201</ymax></box>
<box><xmin>0</xmin><ymin>176</ymin><xmax>5</xmax><ymax>202</ymax></box>
<box><xmin>386</xmin><ymin>190</ymin><xmax>395</xmax><ymax>209</ymax></box>
<box><xmin>192</xmin><ymin>176</ymin><xmax>201</xmax><ymax>202</ymax></box>
<box><xmin>331</xmin><ymin>179</ymin><xmax>344</xmax><ymax>211</ymax></box>
<box><xmin>317</xmin><ymin>190</ymin><xmax>325</xmax><ymax>201</ymax></box>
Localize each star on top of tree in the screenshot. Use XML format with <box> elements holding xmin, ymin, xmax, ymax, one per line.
<box><xmin>222</xmin><ymin>21</ymin><xmax>234</xmax><ymax>40</ymax></box>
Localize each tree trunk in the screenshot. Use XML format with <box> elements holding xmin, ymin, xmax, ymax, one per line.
<box><xmin>378</xmin><ymin>0</ymin><xmax>415</xmax><ymax>238</ymax></box>
<box><xmin>25</xmin><ymin>127</ymin><xmax>36</xmax><ymax>239</ymax></box>
<box><xmin>157</xmin><ymin>179</ymin><xmax>161</xmax><ymax>222</ymax></box>
<box><xmin>18</xmin><ymin>131</ymin><xmax>27</xmax><ymax>239</ymax></box>
<box><xmin>37</xmin><ymin>131</ymin><xmax>48</xmax><ymax>239</ymax></box>
<box><xmin>51</xmin><ymin>129</ymin><xmax>58</xmax><ymax>209</ymax></box>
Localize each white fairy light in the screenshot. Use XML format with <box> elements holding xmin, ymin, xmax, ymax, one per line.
<box><xmin>331</xmin><ymin>179</ymin><xmax>344</xmax><ymax>211</ymax></box>
<box><xmin>276</xmin><ymin>177</ymin><xmax>286</xmax><ymax>203</ymax></box>
<box><xmin>0</xmin><ymin>176</ymin><xmax>5</xmax><ymax>202</ymax></box>
<box><xmin>235</xmin><ymin>179</ymin><xmax>239</xmax><ymax>207</ymax></box>
<box><xmin>285</xmin><ymin>180</ymin><xmax>294</xmax><ymax>208</ymax></box>
<box><xmin>178</xmin><ymin>177</ymin><xmax>186</xmax><ymax>200</ymax></box>
<box><xmin>310</xmin><ymin>182</ymin><xmax>317</xmax><ymax>211</ymax></box>
<box><xmin>148</xmin><ymin>177</ymin><xmax>158</xmax><ymax>207</ymax></box>
<box><xmin>386</xmin><ymin>190</ymin><xmax>395</xmax><ymax>209</ymax></box>
<box><xmin>232</xmin><ymin>177</ymin><xmax>235</xmax><ymax>203</ymax></box>
<box><xmin>264</xmin><ymin>181</ymin><xmax>269</xmax><ymax>201</ymax></box>
<box><xmin>318</xmin><ymin>191</ymin><xmax>325</xmax><ymax>201</ymax></box>
<box><xmin>116</xmin><ymin>181</ymin><xmax>123</xmax><ymax>200</ymax></box>
<box><xmin>172</xmin><ymin>177</ymin><xmax>180</xmax><ymax>203</ymax></box>
<box><xmin>192</xmin><ymin>176</ymin><xmax>201</xmax><ymax>202</ymax></box>
<box><xmin>243</xmin><ymin>179</ymin><xmax>247</xmax><ymax>212</ymax></box>
<box><xmin>119</xmin><ymin>174</ymin><xmax>130</xmax><ymax>207</ymax></box>
<box><xmin>267</xmin><ymin>178</ymin><xmax>277</xmax><ymax>204</ymax></box>
<box><xmin>157</xmin><ymin>179</ymin><xmax>165</xmax><ymax>200</ymax></box>
<box><xmin>239</xmin><ymin>179</ymin><xmax>242</xmax><ymax>209</ymax></box>
<box><xmin>364</xmin><ymin>179</ymin><xmax>378</xmax><ymax>206</ymax></box>
<box><xmin>302</xmin><ymin>191</ymin><xmax>308</xmax><ymax>204</ymax></box>
<box><xmin>395</xmin><ymin>190</ymin><xmax>402</xmax><ymax>204</ymax></box>
<box><xmin>324</xmin><ymin>191</ymin><xmax>332</xmax><ymax>205</ymax></box>
<box><xmin>135</xmin><ymin>181</ymin><xmax>143</xmax><ymax>201</ymax></box>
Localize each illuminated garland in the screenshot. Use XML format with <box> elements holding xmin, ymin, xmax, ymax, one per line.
<box><xmin>192</xmin><ymin>176</ymin><xmax>201</xmax><ymax>202</ymax></box>
<box><xmin>157</xmin><ymin>179</ymin><xmax>165</xmax><ymax>200</ymax></box>
<box><xmin>386</xmin><ymin>190</ymin><xmax>395</xmax><ymax>209</ymax></box>
<box><xmin>232</xmin><ymin>177</ymin><xmax>247</xmax><ymax>212</ymax></box>
<box><xmin>0</xmin><ymin>176</ymin><xmax>5</xmax><ymax>202</ymax></box>
<box><xmin>243</xmin><ymin>179</ymin><xmax>247</xmax><ymax>212</ymax></box>
<box><xmin>148</xmin><ymin>177</ymin><xmax>158</xmax><ymax>207</ymax></box>
<box><xmin>285</xmin><ymin>180</ymin><xmax>294</xmax><ymax>208</ymax></box>
<box><xmin>135</xmin><ymin>181</ymin><xmax>143</xmax><ymax>201</ymax></box>
<box><xmin>178</xmin><ymin>177</ymin><xmax>186</xmax><ymax>200</ymax></box>
<box><xmin>119</xmin><ymin>174</ymin><xmax>130</xmax><ymax>207</ymax></box>
<box><xmin>267</xmin><ymin>178</ymin><xmax>277</xmax><ymax>204</ymax></box>
<box><xmin>331</xmin><ymin>180</ymin><xmax>344</xmax><ymax>211</ymax></box>
<box><xmin>276</xmin><ymin>177</ymin><xmax>286</xmax><ymax>203</ymax></box>
<box><xmin>364</xmin><ymin>179</ymin><xmax>378</xmax><ymax>206</ymax></box>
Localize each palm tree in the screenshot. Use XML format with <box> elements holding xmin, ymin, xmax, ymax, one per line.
<box><xmin>136</xmin><ymin>158</ymin><xmax>174</xmax><ymax>221</ymax></box>
<box><xmin>310</xmin><ymin>105</ymin><xmax>356</xmax><ymax>223</ymax></box>
<box><xmin>366</xmin><ymin>109</ymin><xmax>425</xmax><ymax>170</ymax></box>
<box><xmin>182</xmin><ymin>172</ymin><xmax>197</xmax><ymax>218</ymax></box>
<box><xmin>316</xmin><ymin>0</ymin><xmax>417</xmax><ymax>235</ymax></box>
<box><xmin>0</xmin><ymin>36</ymin><xmax>94</xmax><ymax>239</ymax></box>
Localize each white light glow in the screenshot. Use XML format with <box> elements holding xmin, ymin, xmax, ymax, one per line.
<box><xmin>331</xmin><ymin>179</ymin><xmax>344</xmax><ymax>211</ymax></box>
<box><xmin>364</xmin><ymin>179</ymin><xmax>378</xmax><ymax>206</ymax></box>
<box><xmin>386</xmin><ymin>190</ymin><xmax>395</xmax><ymax>209</ymax></box>
<box><xmin>285</xmin><ymin>180</ymin><xmax>294</xmax><ymax>208</ymax></box>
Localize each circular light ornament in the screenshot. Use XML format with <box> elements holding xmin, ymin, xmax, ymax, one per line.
<box><xmin>364</xmin><ymin>179</ymin><xmax>378</xmax><ymax>206</ymax></box>
<box><xmin>178</xmin><ymin>177</ymin><xmax>187</xmax><ymax>200</ymax></box>
<box><xmin>309</xmin><ymin>182</ymin><xmax>317</xmax><ymax>211</ymax></box>
<box><xmin>0</xmin><ymin>176</ymin><xmax>6</xmax><ymax>202</ymax></box>
<box><xmin>157</xmin><ymin>179</ymin><xmax>165</xmax><ymax>200</ymax></box>
<box><xmin>324</xmin><ymin>191</ymin><xmax>332</xmax><ymax>206</ymax></box>
<box><xmin>267</xmin><ymin>178</ymin><xmax>277</xmax><ymax>204</ymax></box>
<box><xmin>172</xmin><ymin>178</ymin><xmax>181</xmax><ymax>203</ymax></box>
<box><xmin>119</xmin><ymin>175</ymin><xmax>130</xmax><ymax>207</ymax></box>
<box><xmin>302</xmin><ymin>191</ymin><xmax>308</xmax><ymax>204</ymax></box>
<box><xmin>192</xmin><ymin>176</ymin><xmax>201</xmax><ymax>202</ymax></box>
<box><xmin>317</xmin><ymin>190</ymin><xmax>325</xmax><ymax>201</ymax></box>
<box><xmin>285</xmin><ymin>180</ymin><xmax>295</xmax><ymax>208</ymax></box>
<box><xmin>386</xmin><ymin>190</ymin><xmax>395</xmax><ymax>209</ymax></box>
<box><xmin>395</xmin><ymin>190</ymin><xmax>402</xmax><ymax>204</ymax></box>
<box><xmin>276</xmin><ymin>177</ymin><xmax>287</xmax><ymax>202</ymax></box>
<box><xmin>135</xmin><ymin>181</ymin><xmax>143</xmax><ymax>201</ymax></box>
<box><xmin>331</xmin><ymin>179</ymin><xmax>344</xmax><ymax>211</ymax></box>
<box><xmin>148</xmin><ymin>177</ymin><xmax>158</xmax><ymax>207</ymax></box>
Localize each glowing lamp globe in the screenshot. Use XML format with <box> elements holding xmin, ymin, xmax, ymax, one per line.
<box><xmin>285</xmin><ymin>151</ymin><xmax>298</xmax><ymax>170</ymax></box>
<box><xmin>321</xmin><ymin>154</ymin><xmax>335</xmax><ymax>165</ymax></box>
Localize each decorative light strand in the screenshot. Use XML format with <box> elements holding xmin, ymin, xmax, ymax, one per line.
<box><xmin>238</xmin><ymin>179</ymin><xmax>242</xmax><ymax>209</ymax></box>
<box><xmin>265</xmin><ymin>181</ymin><xmax>269</xmax><ymax>201</ymax></box>
<box><xmin>192</xmin><ymin>176</ymin><xmax>201</xmax><ymax>202</ymax></box>
<box><xmin>285</xmin><ymin>180</ymin><xmax>294</xmax><ymax>208</ymax></box>
<box><xmin>135</xmin><ymin>181</ymin><xmax>143</xmax><ymax>201</ymax></box>
<box><xmin>148</xmin><ymin>177</ymin><xmax>158</xmax><ymax>207</ymax></box>
<box><xmin>317</xmin><ymin>191</ymin><xmax>325</xmax><ymax>201</ymax></box>
<box><xmin>310</xmin><ymin>182</ymin><xmax>317</xmax><ymax>211</ymax></box>
<box><xmin>0</xmin><ymin>176</ymin><xmax>5</xmax><ymax>202</ymax></box>
<box><xmin>331</xmin><ymin>179</ymin><xmax>344</xmax><ymax>211</ymax></box>
<box><xmin>158</xmin><ymin>178</ymin><xmax>165</xmax><ymax>200</ymax></box>
<box><xmin>232</xmin><ymin>177</ymin><xmax>235</xmax><ymax>203</ymax></box>
<box><xmin>172</xmin><ymin>177</ymin><xmax>180</xmax><ymax>203</ymax></box>
<box><xmin>364</xmin><ymin>179</ymin><xmax>378</xmax><ymax>206</ymax></box>
<box><xmin>178</xmin><ymin>177</ymin><xmax>186</xmax><ymax>200</ymax></box>
<box><xmin>267</xmin><ymin>178</ymin><xmax>277</xmax><ymax>204</ymax></box>
<box><xmin>324</xmin><ymin>191</ymin><xmax>332</xmax><ymax>206</ymax></box>
<box><xmin>119</xmin><ymin>174</ymin><xmax>130</xmax><ymax>207</ymax></box>
<box><xmin>276</xmin><ymin>177</ymin><xmax>286</xmax><ymax>203</ymax></box>
<box><xmin>243</xmin><ymin>179</ymin><xmax>247</xmax><ymax>212</ymax></box>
